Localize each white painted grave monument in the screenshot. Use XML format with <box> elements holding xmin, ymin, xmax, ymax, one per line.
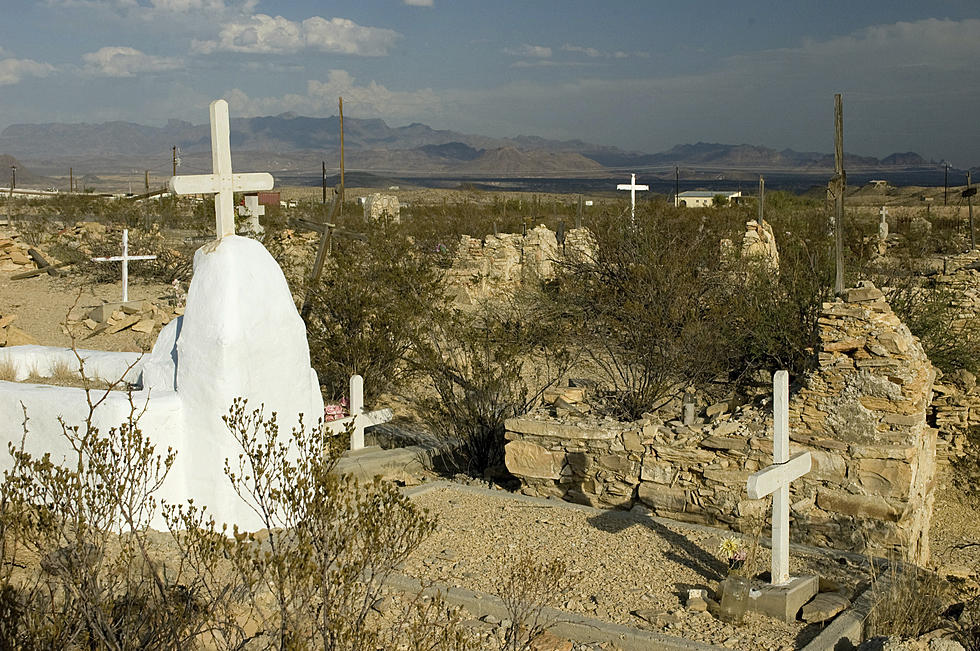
<box><xmin>91</xmin><ymin>228</ymin><xmax>157</xmax><ymax>302</ymax></box>
<box><xmin>0</xmin><ymin>99</ymin><xmax>322</xmax><ymax>531</ymax></box>
<box><xmin>616</xmin><ymin>173</ymin><xmax>648</xmax><ymax>223</ymax></box>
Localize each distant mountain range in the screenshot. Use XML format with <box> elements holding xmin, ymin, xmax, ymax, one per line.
<box><xmin>0</xmin><ymin>112</ymin><xmax>946</xmax><ymax>178</ymax></box>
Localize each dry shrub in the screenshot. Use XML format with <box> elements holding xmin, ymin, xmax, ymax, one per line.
<box><xmin>0</xmin><ymin>360</ymin><xmax>16</xmax><ymax>382</ymax></box>
<box><xmin>867</xmin><ymin>558</ymin><xmax>951</xmax><ymax>638</ymax></box>
<box><xmin>495</xmin><ymin>551</ymin><xmax>569</xmax><ymax>651</ymax></box>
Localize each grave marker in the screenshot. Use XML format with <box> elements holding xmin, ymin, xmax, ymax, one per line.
<box><xmin>324</xmin><ymin>374</ymin><xmax>393</xmax><ymax>450</ymax></box>
<box><xmin>237</xmin><ymin>194</ymin><xmax>266</xmax><ymax>235</ymax></box>
<box><xmin>616</xmin><ymin>173</ymin><xmax>648</xmax><ymax>223</ymax></box>
<box><xmin>746</xmin><ymin>370</ymin><xmax>812</xmax><ymax>586</ymax></box>
<box><xmin>91</xmin><ymin>229</ymin><xmax>157</xmax><ymax>302</ymax></box>
<box><xmin>169</xmin><ymin>99</ymin><xmax>274</xmax><ymax>239</ymax></box>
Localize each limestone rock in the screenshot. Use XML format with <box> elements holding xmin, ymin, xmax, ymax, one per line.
<box><xmin>504</xmin><ymin>440</ymin><xmax>564</xmax><ymax>480</ymax></box>
<box><xmin>3</xmin><ymin>326</ymin><xmax>38</xmax><ymax>347</ymax></box>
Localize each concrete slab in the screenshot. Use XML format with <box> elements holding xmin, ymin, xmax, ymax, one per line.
<box><xmin>749</xmin><ymin>575</ymin><xmax>818</xmax><ymax>623</ymax></box>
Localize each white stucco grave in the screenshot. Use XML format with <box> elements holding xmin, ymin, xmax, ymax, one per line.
<box><xmin>0</xmin><ymin>99</ymin><xmax>322</xmax><ymax>531</ymax></box>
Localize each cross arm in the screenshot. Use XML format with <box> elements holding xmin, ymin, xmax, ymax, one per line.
<box><xmin>746</xmin><ymin>451</ymin><xmax>811</xmax><ymax>499</ymax></box>
<box><xmin>169</xmin><ymin>172</ymin><xmax>274</xmax><ymax>195</ymax></box>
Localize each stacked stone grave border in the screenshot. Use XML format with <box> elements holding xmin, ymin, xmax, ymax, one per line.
<box><xmin>504</xmin><ymin>281</ymin><xmax>938</xmax><ymax>564</ymax></box>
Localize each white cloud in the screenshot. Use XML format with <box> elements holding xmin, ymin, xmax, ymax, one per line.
<box><xmin>223</xmin><ymin>69</ymin><xmax>442</xmax><ymax>122</ymax></box>
<box><xmin>82</xmin><ymin>46</ymin><xmax>182</xmax><ymax>77</ymax></box>
<box><xmin>403</xmin><ymin>0</ymin><xmax>433</xmax><ymax>6</ymax></box>
<box><xmin>561</xmin><ymin>44</ymin><xmax>602</xmax><ymax>58</ymax></box>
<box><xmin>503</xmin><ymin>44</ymin><xmax>552</xmax><ymax>58</ymax></box>
<box><xmin>193</xmin><ymin>14</ymin><xmax>400</xmax><ymax>56</ymax></box>
<box><xmin>0</xmin><ymin>58</ymin><xmax>55</xmax><ymax>86</ymax></box>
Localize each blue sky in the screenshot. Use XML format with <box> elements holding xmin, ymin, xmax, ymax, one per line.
<box><xmin>2</xmin><ymin>1</ymin><xmax>980</xmax><ymax>165</ymax></box>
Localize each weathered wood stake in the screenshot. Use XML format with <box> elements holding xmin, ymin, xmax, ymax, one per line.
<box><xmin>833</xmin><ymin>94</ymin><xmax>845</xmax><ymax>296</ymax></box>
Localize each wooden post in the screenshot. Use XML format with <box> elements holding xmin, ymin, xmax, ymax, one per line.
<box><xmin>339</xmin><ymin>97</ymin><xmax>345</xmax><ymax>207</ymax></box>
<box><xmin>833</xmin><ymin>94</ymin><xmax>845</xmax><ymax>296</ymax></box>
<box><xmin>301</xmin><ymin>190</ymin><xmax>343</xmax><ymax>321</ymax></box>
<box><xmin>322</xmin><ymin>161</ymin><xmax>327</xmax><ymax>204</ymax></box>
<box><xmin>69</xmin><ymin>167</ymin><xmax>73</xmax><ymax>193</ymax></box>
<box><xmin>969</xmin><ymin>172</ymin><xmax>976</xmax><ymax>251</ymax></box>
<box><xmin>172</xmin><ymin>145</ymin><xmax>177</xmax><ymax>176</ymax></box>
<box><xmin>144</xmin><ymin>170</ymin><xmax>149</xmax><ymax>192</ymax></box>
<box><xmin>577</xmin><ymin>195</ymin><xmax>583</xmax><ymax>229</ymax></box>
<box><xmin>758</xmin><ymin>175</ymin><xmax>765</xmax><ymax>223</ymax></box>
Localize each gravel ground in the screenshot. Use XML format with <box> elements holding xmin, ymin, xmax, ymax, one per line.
<box><xmin>401</xmin><ymin>484</ymin><xmax>869</xmax><ymax>650</ymax></box>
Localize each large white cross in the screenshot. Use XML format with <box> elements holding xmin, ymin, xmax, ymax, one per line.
<box><xmin>746</xmin><ymin>370</ymin><xmax>812</xmax><ymax>586</ymax></box>
<box><xmin>617</xmin><ymin>173</ymin><xmax>649</xmax><ymax>223</ymax></box>
<box><xmin>168</xmin><ymin>99</ymin><xmax>274</xmax><ymax>239</ymax></box>
<box><xmin>91</xmin><ymin>228</ymin><xmax>157</xmax><ymax>303</ymax></box>
<box><xmin>324</xmin><ymin>375</ymin><xmax>393</xmax><ymax>450</ymax></box>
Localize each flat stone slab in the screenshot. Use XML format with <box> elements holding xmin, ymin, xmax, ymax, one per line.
<box><xmin>749</xmin><ymin>575</ymin><xmax>818</xmax><ymax>623</ymax></box>
<box><xmin>802</xmin><ymin>592</ymin><xmax>850</xmax><ymax>623</ymax></box>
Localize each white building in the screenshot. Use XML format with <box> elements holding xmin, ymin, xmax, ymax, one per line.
<box><xmin>675</xmin><ymin>190</ymin><xmax>742</xmax><ymax>208</ymax></box>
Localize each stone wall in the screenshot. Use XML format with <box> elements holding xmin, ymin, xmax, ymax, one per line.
<box><xmin>446</xmin><ymin>225</ymin><xmax>594</xmax><ymax>304</ymax></box>
<box><xmin>363</xmin><ymin>193</ymin><xmax>400</xmax><ymax>223</ymax></box>
<box><xmin>926</xmin><ymin>250</ymin><xmax>980</xmax><ymax>459</ymax></box>
<box><xmin>504</xmin><ymin>282</ymin><xmax>937</xmax><ymax>563</ymax></box>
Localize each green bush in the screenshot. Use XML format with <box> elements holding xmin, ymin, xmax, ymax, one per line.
<box><xmin>304</xmin><ymin>222</ymin><xmax>447</xmax><ymax>402</ymax></box>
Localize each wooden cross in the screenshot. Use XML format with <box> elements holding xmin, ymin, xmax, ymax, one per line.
<box><xmin>616</xmin><ymin>173</ymin><xmax>648</xmax><ymax>223</ymax></box>
<box><xmin>91</xmin><ymin>228</ymin><xmax>157</xmax><ymax>302</ymax></box>
<box><xmin>746</xmin><ymin>370</ymin><xmax>812</xmax><ymax>586</ymax></box>
<box><xmin>168</xmin><ymin>99</ymin><xmax>274</xmax><ymax>239</ymax></box>
<box><xmin>324</xmin><ymin>374</ymin><xmax>393</xmax><ymax>450</ymax></box>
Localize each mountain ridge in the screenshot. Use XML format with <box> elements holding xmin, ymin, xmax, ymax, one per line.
<box><xmin>0</xmin><ymin>114</ymin><xmax>944</xmax><ymax>175</ymax></box>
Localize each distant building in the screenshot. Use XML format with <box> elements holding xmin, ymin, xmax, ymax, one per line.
<box><xmin>674</xmin><ymin>190</ymin><xmax>742</xmax><ymax>208</ymax></box>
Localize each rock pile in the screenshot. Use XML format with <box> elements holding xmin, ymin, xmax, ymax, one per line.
<box><xmin>0</xmin><ymin>237</ymin><xmax>37</xmax><ymax>272</ymax></box>
<box><xmin>741</xmin><ymin>219</ymin><xmax>779</xmax><ymax>271</ymax></box>
<box><xmin>0</xmin><ymin>315</ymin><xmax>39</xmax><ymax>347</ymax></box>
<box><xmin>363</xmin><ymin>193</ymin><xmax>400</xmax><ymax>223</ymax></box>
<box><xmin>72</xmin><ymin>301</ymin><xmax>184</xmax><ymax>338</ymax></box>
<box><xmin>504</xmin><ymin>281</ymin><xmax>938</xmax><ymax>564</ymax></box>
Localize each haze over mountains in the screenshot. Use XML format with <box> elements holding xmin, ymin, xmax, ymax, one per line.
<box><xmin>0</xmin><ymin>112</ymin><xmax>943</xmax><ymax>178</ymax></box>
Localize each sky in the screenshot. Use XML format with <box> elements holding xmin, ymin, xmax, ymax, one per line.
<box><xmin>1</xmin><ymin>1</ymin><xmax>980</xmax><ymax>166</ymax></box>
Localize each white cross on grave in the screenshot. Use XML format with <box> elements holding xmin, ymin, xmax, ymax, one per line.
<box><xmin>616</xmin><ymin>173</ymin><xmax>649</xmax><ymax>223</ymax></box>
<box><xmin>879</xmin><ymin>205</ymin><xmax>889</xmax><ymax>222</ymax></box>
<box><xmin>237</xmin><ymin>194</ymin><xmax>266</xmax><ymax>235</ymax></box>
<box><xmin>91</xmin><ymin>228</ymin><xmax>157</xmax><ymax>302</ymax></box>
<box><xmin>746</xmin><ymin>370</ymin><xmax>812</xmax><ymax>586</ymax></box>
<box><xmin>169</xmin><ymin>99</ymin><xmax>274</xmax><ymax>239</ymax></box>
<box><xmin>324</xmin><ymin>374</ymin><xmax>393</xmax><ymax>450</ymax></box>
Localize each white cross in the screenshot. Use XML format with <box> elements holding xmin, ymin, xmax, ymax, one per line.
<box><xmin>746</xmin><ymin>370</ymin><xmax>812</xmax><ymax>586</ymax></box>
<box><xmin>237</xmin><ymin>194</ymin><xmax>266</xmax><ymax>234</ymax></box>
<box><xmin>324</xmin><ymin>374</ymin><xmax>393</xmax><ymax>451</ymax></box>
<box><xmin>616</xmin><ymin>173</ymin><xmax>649</xmax><ymax>223</ymax></box>
<box><xmin>91</xmin><ymin>228</ymin><xmax>157</xmax><ymax>303</ymax></box>
<box><xmin>879</xmin><ymin>206</ymin><xmax>889</xmax><ymax>222</ymax></box>
<box><xmin>168</xmin><ymin>99</ymin><xmax>274</xmax><ymax>239</ymax></box>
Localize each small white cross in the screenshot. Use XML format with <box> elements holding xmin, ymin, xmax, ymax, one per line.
<box><xmin>324</xmin><ymin>374</ymin><xmax>393</xmax><ymax>450</ymax></box>
<box><xmin>168</xmin><ymin>99</ymin><xmax>274</xmax><ymax>239</ymax></box>
<box><xmin>746</xmin><ymin>370</ymin><xmax>812</xmax><ymax>586</ymax></box>
<box><xmin>616</xmin><ymin>173</ymin><xmax>649</xmax><ymax>223</ymax></box>
<box><xmin>879</xmin><ymin>206</ymin><xmax>889</xmax><ymax>222</ymax></box>
<box><xmin>91</xmin><ymin>228</ymin><xmax>157</xmax><ymax>303</ymax></box>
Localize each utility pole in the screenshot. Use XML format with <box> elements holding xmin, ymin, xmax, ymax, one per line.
<box><xmin>758</xmin><ymin>175</ymin><xmax>765</xmax><ymax>223</ymax></box>
<box><xmin>832</xmin><ymin>93</ymin><xmax>845</xmax><ymax>296</ymax></box>
<box><xmin>322</xmin><ymin>161</ymin><xmax>327</xmax><ymax>204</ymax></box>
<box><xmin>69</xmin><ymin>167</ymin><xmax>73</xmax><ymax>193</ymax></box>
<box><xmin>674</xmin><ymin>166</ymin><xmax>679</xmax><ymax>207</ymax></box>
<box><xmin>144</xmin><ymin>170</ymin><xmax>149</xmax><ymax>192</ymax></box>
<box><xmin>172</xmin><ymin>146</ymin><xmax>177</xmax><ymax>176</ymax></box>
<box><xmin>338</xmin><ymin>97</ymin><xmax>345</xmax><ymax>211</ymax></box>
<box><xmin>944</xmin><ymin>162</ymin><xmax>949</xmax><ymax>206</ymax></box>
<box><xmin>10</xmin><ymin>165</ymin><xmax>15</xmax><ymax>198</ymax></box>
